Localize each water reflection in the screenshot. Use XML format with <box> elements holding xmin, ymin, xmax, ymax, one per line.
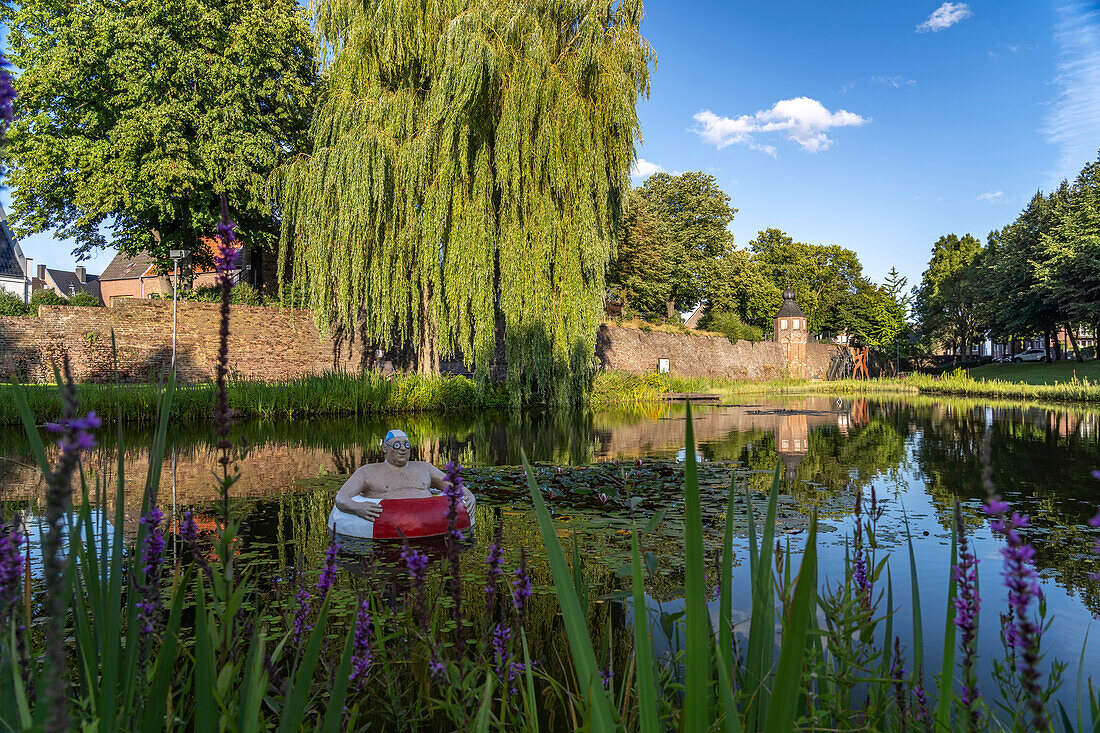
<box><xmin>4</xmin><ymin>394</ymin><xmax>1100</xmax><ymax>718</ymax></box>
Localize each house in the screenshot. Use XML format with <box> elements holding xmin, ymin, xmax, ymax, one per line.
<box><xmin>97</xmin><ymin>238</ymin><xmax>246</xmax><ymax>306</ymax></box>
<box><xmin>33</xmin><ymin>264</ymin><xmax>102</xmax><ymax>303</ymax></box>
<box><xmin>0</xmin><ymin>202</ymin><xmax>32</xmax><ymax>302</ymax></box>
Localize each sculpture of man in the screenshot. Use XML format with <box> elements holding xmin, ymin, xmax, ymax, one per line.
<box><xmin>334</xmin><ymin>429</ymin><xmax>476</xmax><ymax>521</ymax></box>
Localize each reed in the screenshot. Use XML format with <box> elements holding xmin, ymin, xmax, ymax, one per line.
<box><xmin>0</xmin><ymin>371</ymin><xmax>505</xmax><ymax>425</ymax></box>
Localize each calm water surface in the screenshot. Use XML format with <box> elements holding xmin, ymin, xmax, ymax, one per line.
<box><xmin>3</xmin><ymin>394</ymin><xmax>1100</xmax><ymax>712</ymax></box>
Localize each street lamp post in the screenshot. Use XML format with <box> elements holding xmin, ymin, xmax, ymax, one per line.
<box><xmin>169</xmin><ymin>249</ymin><xmax>190</xmax><ymax>372</ymax></box>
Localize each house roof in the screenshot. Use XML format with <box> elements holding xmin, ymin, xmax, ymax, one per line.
<box><xmin>98</xmin><ymin>251</ymin><xmax>158</xmax><ymax>281</ymax></box>
<box><xmin>0</xmin><ymin>203</ymin><xmax>25</xmax><ymax>279</ymax></box>
<box><xmin>47</xmin><ymin>268</ymin><xmax>100</xmax><ymax>297</ymax></box>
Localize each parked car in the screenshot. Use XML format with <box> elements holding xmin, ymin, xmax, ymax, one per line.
<box><xmin>1012</xmin><ymin>348</ymin><xmax>1050</xmax><ymax>363</ymax></box>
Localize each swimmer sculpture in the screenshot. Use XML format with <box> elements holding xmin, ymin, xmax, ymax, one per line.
<box><xmin>328</xmin><ymin>430</ymin><xmax>476</xmax><ymax>539</ymax></box>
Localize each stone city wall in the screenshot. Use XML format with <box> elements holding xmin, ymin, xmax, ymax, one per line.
<box><xmin>594</xmin><ymin>324</ymin><xmax>840</xmax><ymax>380</ymax></box>
<box><xmin>0</xmin><ymin>300</ymin><xmax>369</xmax><ymax>383</ymax></box>
<box><xmin>0</xmin><ymin>302</ymin><xmax>836</xmax><ymax>383</ymax></box>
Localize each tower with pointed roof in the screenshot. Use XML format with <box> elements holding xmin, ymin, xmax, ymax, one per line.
<box><xmin>774</xmin><ymin>285</ymin><xmax>807</xmax><ymax>378</ymax></box>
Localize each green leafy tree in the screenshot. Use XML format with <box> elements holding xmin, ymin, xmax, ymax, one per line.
<box><xmin>2</xmin><ymin>0</ymin><xmax>316</xmax><ymax>269</ymax></box>
<box><xmin>630</xmin><ymin>171</ymin><xmax>737</xmax><ymax>320</ymax></box>
<box><xmin>914</xmin><ymin>234</ymin><xmax>984</xmax><ymax>355</ymax></box>
<box><xmin>748</xmin><ymin>228</ymin><xmax>864</xmax><ymax>334</ymax></box>
<box><xmin>274</xmin><ymin>0</ymin><xmax>652</xmax><ymax>406</ymax></box>
<box><xmin>1040</xmin><ymin>154</ymin><xmax>1100</xmax><ymax>355</ymax></box>
<box><xmin>608</xmin><ymin>189</ymin><xmax>673</xmax><ymax>318</ymax></box>
<box><xmin>701</xmin><ymin>249</ymin><xmax>782</xmax><ymax>331</ymax></box>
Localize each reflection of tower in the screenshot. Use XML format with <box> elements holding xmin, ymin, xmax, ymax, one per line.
<box><xmin>774</xmin><ymin>286</ymin><xmax>808</xmax><ymax>378</ymax></box>
<box><xmin>775</xmin><ymin>412</ymin><xmax>809</xmax><ymax>483</ymax></box>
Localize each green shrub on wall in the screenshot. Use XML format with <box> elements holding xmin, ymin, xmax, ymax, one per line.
<box><xmin>68</xmin><ymin>291</ymin><xmax>103</xmax><ymax>307</ymax></box>
<box><xmin>0</xmin><ymin>291</ymin><xmax>33</xmax><ymax>316</ymax></box>
<box><xmin>31</xmin><ymin>289</ymin><xmax>68</xmax><ymax>306</ymax></box>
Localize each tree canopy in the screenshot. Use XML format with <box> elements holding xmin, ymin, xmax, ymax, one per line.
<box><xmin>2</xmin><ymin>0</ymin><xmax>316</xmax><ymax>265</ymax></box>
<box><xmin>914</xmin><ymin>233</ymin><xmax>984</xmax><ymax>354</ymax></box>
<box><xmin>274</xmin><ymin>0</ymin><xmax>651</xmax><ymax>406</ymax></box>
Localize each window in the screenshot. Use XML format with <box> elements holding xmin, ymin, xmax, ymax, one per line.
<box><xmin>780</xmin><ymin>319</ymin><xmax>788</xmax><ymax>330</ymax></box>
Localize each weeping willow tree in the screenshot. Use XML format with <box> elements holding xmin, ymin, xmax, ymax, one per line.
<box><xmin>272</xmin><ymin>0</ymin><xmax>651</xmax><ymax>406</ymax></box>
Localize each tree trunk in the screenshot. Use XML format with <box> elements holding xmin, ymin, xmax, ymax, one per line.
<box><xmin>1066</xmin><ymin>324</ymin><xmax>1083</xmax><ymax>362</ymax></box>
<box><xmin>416</xmin><ymin>276</ymin><xmax>438</xmax><ymax>377</ymax></box>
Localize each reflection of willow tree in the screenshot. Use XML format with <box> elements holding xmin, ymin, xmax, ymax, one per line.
<box><xmin>913</xmin><ymin>400</ymin><xmax>1100</xmax><ymax>614</ymax></box>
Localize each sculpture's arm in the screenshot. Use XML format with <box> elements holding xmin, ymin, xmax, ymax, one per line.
<box><xmin>335</xmin><ymin>468</ymin><xmax>382</xmax><ymax>520</ymax></box>
<box><xmin>428</xmin><ymin>463</ymin><xmax>475</xmax><ymax>514</ymax></box>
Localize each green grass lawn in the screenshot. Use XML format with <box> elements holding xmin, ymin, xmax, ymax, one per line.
<box><xmin>966</xmin><ymin>358</ymin><xmax>1100</xmax><ymax>385</ymax></box>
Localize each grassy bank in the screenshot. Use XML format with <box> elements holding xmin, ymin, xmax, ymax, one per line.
<box><xmin>2</xmin><ymin>371</ymin><xmax>505</xmax><ymax>425</ymax></box>
<box><xmin>592</xmin><ymin>368</ymin><xmax>1100</xmax><ymax>407</ymax></box>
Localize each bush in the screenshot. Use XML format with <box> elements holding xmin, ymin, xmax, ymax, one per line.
<box><xmin>0</xmin><ymin>291</ymin><xmax>32</xmax><ymax>316</ymax></box>
<box><xmin>31</xmin><ymin>289</ymin><xmax>69</xmax><ymax>306</ymax></box>
<box><xmin>67</xmin><ymin>291</ymin><xmax>103</xmax><ymax>307</ymax></box>
<box><xmin>230</xmin><ymin>282</ymin><xmax>261</xmax><ymax>305</ymax></box>
<box><xmin>703</xmin><ymin>310</ymin><xmax>764</xmax><ymax>343</ymax></box>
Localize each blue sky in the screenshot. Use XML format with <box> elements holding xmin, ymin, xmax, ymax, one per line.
<box><xmin>630</xmin><ymin>0</ymin><xmax>1100</xmax><ymax>290</ymax></box>
<box><xmin>4</xmin><ymin>0</ymin><xmax>1100</xmax><ymax>292</ymax></box>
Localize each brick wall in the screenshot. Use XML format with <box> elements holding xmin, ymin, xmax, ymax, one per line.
<box><xmin>595</xmin><ymin>324</ymin><xmax>841</xmax><ymax>380</ymax></box>
<box><xmin>0</xmin><ymin>303</ymin><xmax>840</xmax><ymax>384</ymax></box>
<box><xmin>0</xmin><ymin>300</ymin><xmax>369</xmax><ymax>383</ymax></box>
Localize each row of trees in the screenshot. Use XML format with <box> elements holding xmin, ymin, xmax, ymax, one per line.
<box><xmin>2</xmin><ymin>0</ymin><xmax>652</xmax><ymax>404</ymax></box>
<box><xmin>915</xmin><ymin>153</ymin><xmax>1100</xmax><ymax>360</ymax></box>
<box><xmin>609</xmin><ymin>171</ymin><xmax>909</xmax><ymax>349</ymax></box>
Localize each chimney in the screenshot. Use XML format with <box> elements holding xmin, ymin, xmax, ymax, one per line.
<box><xmin>76</xmin><ymin>266</ymin><xmax>86</xmax><ymax>283</ymax></box>
<box><xmin>36</xmin><ymin>264</ymin><xmax>46</xmax><ymax>280</ymax></box>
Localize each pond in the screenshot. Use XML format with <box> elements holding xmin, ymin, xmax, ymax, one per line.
<box><xmin>3</xmin><ymin>394</ymin><xmax>1100</xmax><ymax>714</ymax></box>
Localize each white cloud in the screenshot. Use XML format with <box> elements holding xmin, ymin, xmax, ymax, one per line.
<box><xmin>630</xmin><ymin>158</ymin><xmax>664</xmax><ymax>179</ymax></box>
<box><xmin>977</xmin><ymin>190</ymin><xmax>1005</xmax><ymax>203</ymax></box>
<box><xmin>1044</xmin><ymin>2</ymin><xmax>1100</xmax><ymax>183</ymax></box>
<box><xmin>692</xmin><ymin>97</ymin><xmax>869</xmax><ymax>154</ymax></box>
<box><xmin>870</xmin><ymin>75</ymin><xmax>917</xmax><ymax>89</ymax></box>
<box><xmin>917</xmin><ymin>3</ymin><xmax>973</xmax><ymax>33</ymax></box>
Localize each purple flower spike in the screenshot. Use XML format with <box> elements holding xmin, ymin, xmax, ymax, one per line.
<box><xmin>512</xmin><ymin>549</ymin><xmax>533</xmax><ymax>625</ymax></box>
<box><xmin>348</xmin><ymin>598</ymin><xmax>373</xmax><ymax>690</ymax></box>
<box><xmin>293</xmin><ymin>586</ymin><xmax>312</xmax><ymax>647</ymax></box>
<box><xmin>0</xmin><ymin>54</ymin><xmax>15</xmax><ymax>124</ymax></box>
<box><xmin>135</xmin><ymin>507</ymin><xmax>167</xmax><ymax>669</ymax></box>
<box><xmin>0</xmin><ymin>516</ymin><xmax>26</xmax><ymax>619</ymax></box>
<box><xmin>317</xmin><ymin>541</ymin><xmax>339</xmax><ymax>596</ymax></box>
<box><xmin>952</xmin><ymin>502</ymin><xmax>982</xmax><ymax>728</ymax></box>
<box><xmin>984</xmin><ymin>494</ymin><xmax>1048</xmax><ymax>730</ymax></box>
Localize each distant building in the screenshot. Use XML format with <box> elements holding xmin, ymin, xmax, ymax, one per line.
<box><xmin>98</xmin><ymin>239</ymin><xmax>245</xmax><ymax>306</ymax></box>
<box><xmin>0</xmin><ymin>203</ymin><xmax>32</xmax><ymax>302</ymax></box>
<box><xmin>33</xmin><ymin>264</ymin><xmax>102</xmax><ymax>303</ymax></box>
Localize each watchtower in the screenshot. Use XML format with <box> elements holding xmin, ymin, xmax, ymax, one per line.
<box><xmin>774</xmin><ymin>286</ymin><xmax>808</xmax><ymax>378</ymax></box>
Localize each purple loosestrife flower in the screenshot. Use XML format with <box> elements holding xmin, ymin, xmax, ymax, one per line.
<box><xmin>0</xmin><ymin>516</ymin><xmax>25</xmax><ymax>620</ymax></box>
<box><xmin>178</xmin><ymin>510</ymin><xmax>213</xmax><ymax>583</ymax></box>
<box><xmin>512</xmin><ymin>549</ymin><xmax>533</xmax><ymax>626</ymax></box>
<box><xmin>293</xmin><ymin>587</ymin><xmax>312</xmax><ymax>647</ymax></box>
<box><xmin>443</xmin><ymin>460</ymin><xmax>465</xmax><ymax>650</ymax></box>
<box><xmin>0</xmin><ymin>54</ymin><xmax>15</xmax><ymax>124</ymax></box>
<box><xmin>984</xmin><ymin>495</ymin><xmax>1047</xmax><ymax>730</ymax></box>
<box><xmin>317</xmin><ymin>540</ymin><xmax>339</xmax><ymax>597</ymax></box>
<box><xmin>890</xmin><ymin>638</ymin><xmax>908</xmax><ymax>725</ymax></box>
<box><xmin>401</xmin><ymin>540</ymin><xmax>430</xmax><ymax>631</ymax></box>
<box><xmin>952</xmin><ymin>502</ymin><xmax>982</xmax><ymax>730</ymax></box>
<box><xmin>135</xmin><ymin>507</ymin><xmax>166</xmax><ymax>670</ymax></box>
<box><xmin>41</xmin><ymin>360</ymin><xmax>86</xmax><ymax>733</ymax></box>
<box><xmin>348</xmin><ymin>598</ymin><xmax>373</xmax><ymax>690</ymax></box>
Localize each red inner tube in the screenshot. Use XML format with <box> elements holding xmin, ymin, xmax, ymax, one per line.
<box><xmin>371</xmin><ymin>496</ymin><xmax>471</xmax><ymax>539</ymax></box>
